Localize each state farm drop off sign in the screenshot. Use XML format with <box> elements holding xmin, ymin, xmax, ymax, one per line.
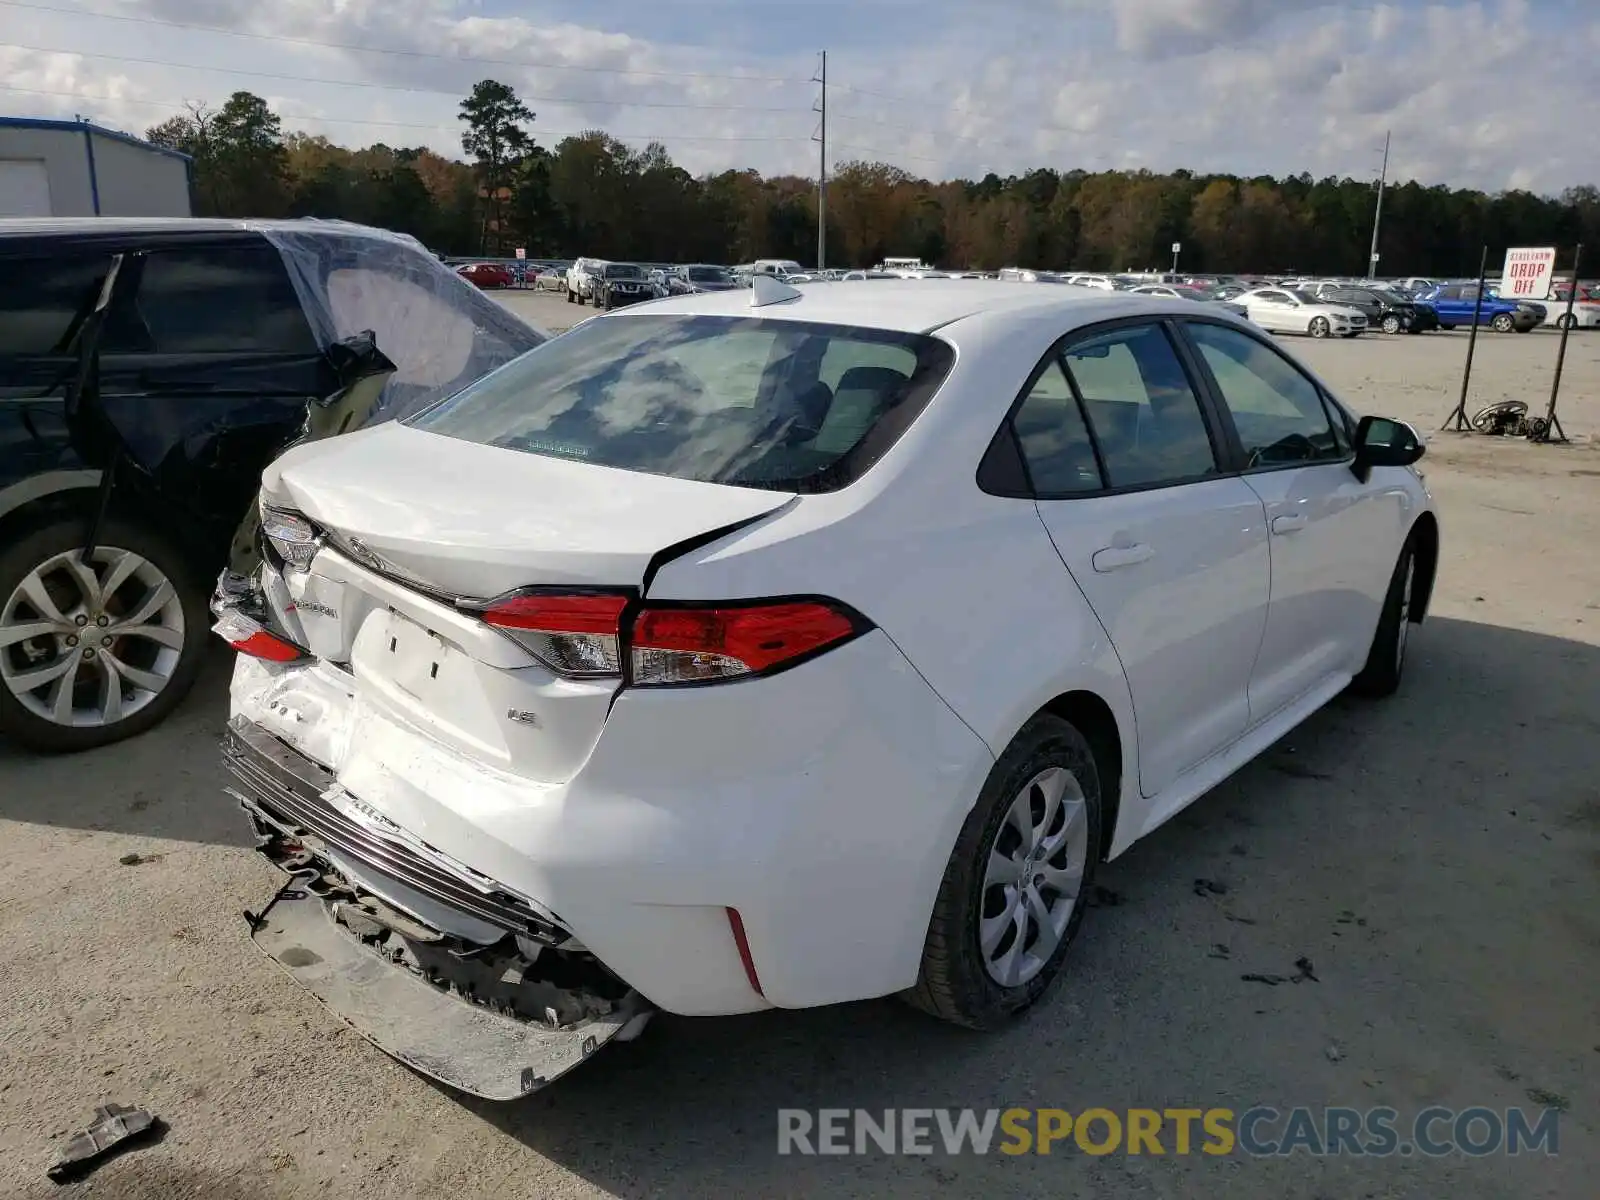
<box><xmin>1500</xmin><ymin>247</ymin><xmax>1556</xmax><ymax>299</ymax></box>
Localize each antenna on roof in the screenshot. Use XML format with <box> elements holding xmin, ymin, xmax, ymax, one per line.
<box><xmin>750</xmin><ymin>274</ymin><xmax>802</xmax><ymax>308</ymax></box>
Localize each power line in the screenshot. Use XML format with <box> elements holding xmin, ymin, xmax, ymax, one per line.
<box><xmin>0</xmin><ymin>0</ymin><xmax>813</xmax><ymax>83</ymax></box>
<box><xmin>0</xmin><ymin>84</ymin><xmax>815</xmax><ymax>143</ymax></box>
<box><xmin>0</xmin><ymin>40</ymin><xmax>803</xmax><ymax>112</ymax></box>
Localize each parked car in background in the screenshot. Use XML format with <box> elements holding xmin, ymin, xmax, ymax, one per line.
<box><xmin>1236</xmin><ymin>288</ymin><xmax>1368</xmax><ymax>337</ymax></box>
<box><xmin>565</xmin><ymin>257</ymin><xmax>607</xmax><ymax>305</ymax></box>
<box><xmin>752</xmin><ymin>258</ymin><xmax>804</xmax><ymax>277</ymax></box>
<box><xmin>456</xmin><ymin>261</ymin><xmax>513</xmax><ymax>290</ymax></box>
<box><xmin>0</xmin><ymin>218</ymin><xmax>546</xmax><ymax>752</ymax></box>
<box><xmin>1415</xmin><ymin>283</ymin><xmax>1540</xmax><ymax>332</ymax></box>
<box><xmin>217</xmin><ymin>279</ymin><xmax>1437</xmax><ymax>1099</ymax></box>
<box><xmin>843</xmin><ymin>270</ymin><xmax>908</xmax><ymax>281</ymax></box>
<box><xmin>592</xmin><ymin>262</ymin><xmax>653</xmax><ymax>309</ymax></box>
<box><xmin>1535</xmin><ymin>283</ymin><xmax>1600</xmax><ymax>329</ymax></box>
<box><xmin>1303</xmin><ymin>283</ymin><xmax>1439</xmax><ymax>334</ymax></box>
<box><xmin>1128</xmin><ymin>283</ymin><xmax>1250</xmax><ymax>319</ymax></box>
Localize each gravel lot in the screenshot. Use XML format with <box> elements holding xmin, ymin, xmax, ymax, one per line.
<box><xmin>2</xmin><ymin>292</ymin><xmax>1597</xmax><ymax>1199</ymax></box>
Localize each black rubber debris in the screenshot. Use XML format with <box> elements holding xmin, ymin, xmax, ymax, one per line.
<box><xmin>47</xmin><ymin>1103</ymin><xmax>164</xmax><ymax>1183</ymax></box>
<box><xmin>1240</xmin><ymin>957</ymin><xmax>1319</xmax><ymax>988</ymax></box>
<box><xmin>1193</xmin><ymin>878</ymin><xmax>1228</xmax><ymax>897</ymax></box>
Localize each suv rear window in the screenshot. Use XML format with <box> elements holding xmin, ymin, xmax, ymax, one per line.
<box><xmin>407</xmin><ymin>314</ymin><xmax>955</xmax><ymax>492</ymax></box>
<box><xmin>0</xmin><ymin>255</ymin><xmax>114</xmax><ymax>356</ymax></box>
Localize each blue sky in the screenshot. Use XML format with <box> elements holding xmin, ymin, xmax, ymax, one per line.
<box><xmin>1</xmin><ymin>0</ymin><xmax>1594</xmax><ymax>192</ymax></box>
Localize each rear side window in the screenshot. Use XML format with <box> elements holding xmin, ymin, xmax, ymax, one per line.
<box><xmin>132</xmin><ymin>245</ymin><xmax>318</xmax><ymax>355</ymax></box>
<box><xmin>0</xmin><ymin>255</ymin><xmax>113</xmax><ymax>355</ymax></box>
<box><xmin>1061</xmin><ymin>324</ymin><xmax>1217</xmax><ymax>489</ymax></box>
<box><xmin>408</xmin><ymin>314</ymin><xmax>955</xmax><ymax>492</ymax></box>
<box><xmin>1012</xmin><ymin>360</ymin><xmax>1101</xmax><ymax>494</ymax></box>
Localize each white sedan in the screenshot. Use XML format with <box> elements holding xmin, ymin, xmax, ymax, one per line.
<box><xmin>214</xmin><ymin>279</ymin><xmax>1438</xmax><ymax>1099</ymax></box>
<box><xmin>1237</xmin><ymin>286</ymin><xmax>1369</xmax><ymax>337</ymax></box>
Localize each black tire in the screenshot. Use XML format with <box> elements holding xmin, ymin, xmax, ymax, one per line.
<box><xmin>565</xmin><ymin>288</ymin><xmax>575</xmax><ymax>304</ymax></box>
<box><xmin>1556</xmin><ymin>313</ymin><xmax>1576</xmax><ymax>331</ymax></box>
<box><xmin>1351</xmin><ymin>538</ymin><xmax>1417</xmax><ymax>699</ymax></box>
<box><xmin>1382</xmin><ymin>315</ymin><xmax>1401</xmax><ymax>335</ymax></box>
<box><xmin>903</xmin><ymin>713</ymin><xmax>1103</xmax><ymax>1029</ymax></box>
<box><xmin>0</xmin><ymin>517</ymin><xmax>210</xmax><ymax>753</ymax></box>
<box><xmin>1491</xmin><ymin>313</ymin><xmax>1514</xmax><ymax>333</ymax></box>
<box><xmin>1439</xmin><ymin>323</ymin><xmax>1455</xmax><ymax>331</ymax></box>
<box><xmin>1308</xmin><ymin>316</ymin><xmax>1330</xmax><ymax>338</ymax></box>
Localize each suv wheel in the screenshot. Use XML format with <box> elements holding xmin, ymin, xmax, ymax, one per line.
<box><xmin>1491</xmin><ymin>313</ymin><xmax>1514</xmax><ymax>333</ymax></box>
<box><xmin>1381</xmin><ymin>315</ymin><xmax>1401</xmax><ymax>334</ymax></box>
<box><xmin>0</xmin><ymin>517</ymin><xmax>209</xmax><ymax>752</ymax></box>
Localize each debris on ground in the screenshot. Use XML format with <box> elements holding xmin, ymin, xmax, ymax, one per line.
<box><xmin>117</xmin><ymin>853</ymin><xmax>161</xmax><ymax>867</ymax></box>
<box><xmin>1193</xmin><ymin>878</ymin><xmax>1228</xmax><ymax>897</ymax></box>
<box><xmin>1325</xmin><ymin>1045</ymin><xmax>1343</xmax><ymax>1062</ymax></box>
<box><xmin>1240</xmin><ymin>957</ymin><xmax>1319</xmax><ymax>987</ymax></box>
<box><xmin>1525</xmin><ymin>1088</ymin><xmax>1569</xmax><ymax>1112</ymax></box>
<box><xmin>1223</xmin><ymin>911</ymin><xmax>1258</xmax><ymax>925</ymax></box>
<box><xmin>47</xmin><ymin>1103</ymin><xmax>164</xmax><ymax>1183</ymax></box>
<box><xmin>1208</xmin><ymin>943</ymin><xmax>1231</xmax><ymax>959</ymax></box>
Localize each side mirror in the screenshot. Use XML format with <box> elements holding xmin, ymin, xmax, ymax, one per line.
<box><xmin>1353</xmin><ymin>415</ymin><xmax>1425</xmax><ymax>480</ymax></box>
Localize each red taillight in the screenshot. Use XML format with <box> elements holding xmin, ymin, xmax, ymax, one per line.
<box><xmin>211</xmin><ymin>612</ymin><xmax>306</xmax><ymax>662</ymax></box>
<box><xmin>475</xmin><ymin>592</ymin><xmax>865</xmax><ymax>685</ymax></box>
<box><xmin>480</xmin><ymin>591</ymin><xmax>629</xmax><ymax>677</ymax></box>
<box><xmin>630</xmin><ymin>600</ymin><xmax>861</xmax><ymax>686</ymax></box>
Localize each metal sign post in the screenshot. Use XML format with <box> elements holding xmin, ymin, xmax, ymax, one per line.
<box><xmin>1530</xmin><ymin>243</ymin><xmax>1580</xmax><ymax>445</ymax></box>
<box><xmin>1441</xmin><ymin>245</ymin><xmax>1489</xmax><ymax>433</ymax></box>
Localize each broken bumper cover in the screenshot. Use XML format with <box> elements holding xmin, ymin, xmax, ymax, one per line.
<box><xmin>225</xmin><ymin>719</ymin><xmax>650</xmax><ymax>1100</ymax></box>
<box><xmin>248</xmin><ymin>884</ymin><xmax>641</xmax><ymax>1101</ymax></box>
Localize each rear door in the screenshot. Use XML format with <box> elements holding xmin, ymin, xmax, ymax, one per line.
<box><xmin>1177</xmin><ymin>319</ymin><xmax>1397</xmax><ymax>716</ymax></box>
<box><xmin>1019</xmin><ymin>320</ymin><xmax>1271</xmax><ymax>798</ymax></box>
<box><xmin>95</xmin><ymin>241</ymin><xmax>326</xmax><ymax>542</ymax></box>
<box><xmin>1246</xmin><ymin>290</ymin><xmax>1297</xmax><ymax>332</ymax></box>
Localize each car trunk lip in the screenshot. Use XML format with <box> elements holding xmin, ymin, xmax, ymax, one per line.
<box><xmin>261</xmin><ymin>422</ymin><xmax>796</xmax><ymax>599</ymax></box>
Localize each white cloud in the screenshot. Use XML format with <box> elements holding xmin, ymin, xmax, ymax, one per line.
<box><xmin>0</xmin><ymin>0</ymin><xmax>1594</xmax><ymax>193</ymax></box>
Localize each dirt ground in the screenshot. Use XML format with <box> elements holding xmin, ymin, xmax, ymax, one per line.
<box><xmin>1</xmin><ymin>301</ymin><xmax>1596</xmax><ymax>1199</ymax></box>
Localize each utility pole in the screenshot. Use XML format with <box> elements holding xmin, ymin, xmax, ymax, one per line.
<box><xmin>813</xmin><ymin>50</ymin><xmax>827</xmax><ymax>271</ymax></box>
<box><xmin>1367</xmin><ymin>129</ymin><xmax>1390</xmax><ymax>280</ymax></box>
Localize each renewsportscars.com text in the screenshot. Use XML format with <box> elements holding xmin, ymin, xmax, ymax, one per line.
<box><xmin>777</xmin><ymin>1106</ymin><xmax>1560</xmax><ymax>1158</ymax></box>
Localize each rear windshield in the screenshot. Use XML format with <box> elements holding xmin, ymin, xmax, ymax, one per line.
<box><xmin>407</xmin><ymin>314</ymin><xmax>956</xmax><ymax>492</ymax></box>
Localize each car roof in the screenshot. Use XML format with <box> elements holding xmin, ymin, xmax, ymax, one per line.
<box><xmin>614</xmin><ymin>279</ymin><xmax>1215</xmax><ymax>335</ymax></box>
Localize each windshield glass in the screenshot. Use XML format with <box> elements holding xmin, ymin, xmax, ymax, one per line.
<box><xmin>605</xmin><ymin>264</ymin><xmax>644</xmax><ymax>279</ymax></box>
<box><xmin>686</xmin><ymin>267</ymin><xmax>730</xmax><ymax>283</ymax></box>
<box><xmin>407</xmin><ymin>314</ymin><xmax>956</xmax><ymax>492</ymax></box>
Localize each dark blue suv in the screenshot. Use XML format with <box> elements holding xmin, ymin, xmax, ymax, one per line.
<box><xmin>1414</xmin><ymin>283</ymin><xmax>1542</xmax><ymax>332</ymax></box>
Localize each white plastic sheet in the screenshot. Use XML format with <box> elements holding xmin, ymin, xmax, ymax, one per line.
<box><xmin>254</xmin><ymin>219</ymin><xmax>548</xmax><ymax>420</ymax></box>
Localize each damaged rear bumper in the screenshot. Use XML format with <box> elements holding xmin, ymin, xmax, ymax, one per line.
<box><xmin>224</xmin><ymin>718</ymin><xmax>651</xmax><ymax>1100</ymax></box>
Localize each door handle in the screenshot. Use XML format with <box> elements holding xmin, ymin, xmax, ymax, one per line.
<box><xmin>1092</xmin><ymin>543</ymin><xmax>1154</xmax><ymax>572</ymax></box>
<box><xmin>1271</xmin><ymin>514</ymin><xmax>1308</xmax><ymax>535</ymax></box>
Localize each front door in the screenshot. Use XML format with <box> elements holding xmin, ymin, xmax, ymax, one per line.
<box><xmin>1016</xmin><ymin>321</ymin><xmax>1271</xmax><ymax>798</ymax></box>
<box><xmin>1178</xmin><ymin>319</ymin><xmax>1398</xmax><ymax>719</ymax></box>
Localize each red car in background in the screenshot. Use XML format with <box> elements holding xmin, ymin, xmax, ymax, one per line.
<box><xmin>456</xmin><ymin>262</ymin><xmax>514</xmax><ymax>289</ymax></box>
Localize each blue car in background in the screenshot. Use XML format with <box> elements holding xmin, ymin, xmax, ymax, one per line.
<box><xmin>1414</xmin><ymin>283</ymin><xmax>1543</xmax><ymax>332</ymax></box>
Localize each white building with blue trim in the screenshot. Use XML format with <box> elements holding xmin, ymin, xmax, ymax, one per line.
<box><xmin>0</xmin><ymin>116</ymin><xmax>192</xmax><ymax>218</ymax></box>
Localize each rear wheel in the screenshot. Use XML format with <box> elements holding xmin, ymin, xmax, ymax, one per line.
<box><xmin>1382</xmin><ymin>315</ymin><xmax>1402</xmax><ymax>334</ymax></box>
<box><xmin>1557</xmin><ymin>313</ymin><xmax>1577</xmax><ymax>331</ymax></box>
<box><xmin>0</xmin><ymin>517</ymin><xmax>209</xmax><ymax>752</ymax></box>
<box><xmin>1351</xmin><ymin>539</ymin><xmax>1416</xmax><ymax>698</ymax></box>
<box><xmin>1491</xmin><ymin>313</ymin><xmax>1514</xmax><ymax>333</ymax></box>
<box><xmin>904</xmin><ymin>714</ymin><xmax>1102</xmax><ymax>1029</ymax></box>
<box><xmin>1308</xmin><ymin>316</ymin><xmax>1331</xmax><ymax>338</ymax></box>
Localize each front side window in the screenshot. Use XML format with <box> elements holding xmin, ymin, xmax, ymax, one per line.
<box><xmin>1060</xmin><ymin>323</ymin><xmax>1217</xmax><ymax>489</ymax></box>
<box><xmin>0</xmin><ymin>254</ymin><xmax>114</xmax><ymax>356</ymax></box>
<box><xmin>1185</xmin><ymin>322</ymin><xmax>1344</xmax><ymax>467</ymax></box>
<box><xmin>408</xmin><ymin>314</ymin><xmax>954</xmax><ymax>492</ymax></box>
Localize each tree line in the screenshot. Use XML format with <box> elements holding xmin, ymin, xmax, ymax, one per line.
<box><xmin>143</xmin><ymin>83</ymin><xmax>1600</xmax><ymax>277</ymax></box>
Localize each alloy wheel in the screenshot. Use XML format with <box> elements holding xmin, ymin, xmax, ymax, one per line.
<box><xmin>1394</xmin><ymin>554</ymin><xmax>1414</xmax><ymax>675</ymax></box>
<box><xmin>0</xmin><ymin>546</ymin><xmax>186</xmax><ymax>728</ymax></box>
<box><xmin>1309</xmin><ymin>317</ymin><xmax>1330</xmax><ymax>338</ymax></box>
<box><xmin>978</xmin><ymin>766</ymin><xmax>1090</xmax><ymax>988</ymax></box>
